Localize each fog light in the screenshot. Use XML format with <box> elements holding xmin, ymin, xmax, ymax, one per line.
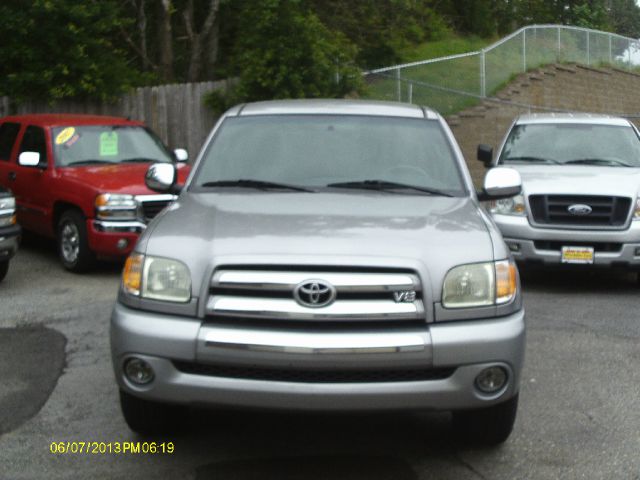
<box><xmin>475</xmin><ymin>366</ymin><xmax>508</xmax><ymax>394</ymax></box>
<box><xmin>124</xmin><ymin>358</ymin><xmax>154</xmax><ymax>385</ymax></box>
<box><xmin>116</xmin><ymin>238</ymin><xmax>129</xmax><ymax>250</ymax></box>
<box><xmin>507</xmin><ymin>242</ymin><xmax>520</xmax><ymax>252</ymax></box>
<box><xmin>635</xmin><ymin>247</ymin><xmax>640</xmax><ymax>257</ymax></box>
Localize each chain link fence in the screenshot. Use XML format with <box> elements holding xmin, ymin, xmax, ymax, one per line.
<box><xmin>364</xmin><ymin>24</ymin><xmax>640</xmax><ymax>115</ymax></box>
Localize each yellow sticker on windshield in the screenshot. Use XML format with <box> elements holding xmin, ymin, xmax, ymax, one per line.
<box><xmin>55</xmin><ymin>127</ymin><xmax>76</xmax><ymax>145</ymax></box>
<box><xmin>99</xmin><ymin>132</ymin><xmax>118</xmax><ymax>156</ymax></box>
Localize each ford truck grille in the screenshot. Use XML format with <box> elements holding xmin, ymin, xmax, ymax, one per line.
<box><xmin>528</xmin><ymin>195</ymin><xmax>631</xmax><ymax>228</ymax></box>
<box><xmin>207</xmin><ymin>268</ymin><xmax>425</xmax><ymax>323</ymax></box>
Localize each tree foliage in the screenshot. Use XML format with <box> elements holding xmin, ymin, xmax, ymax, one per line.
<box><xmin>4</xmin><ymin>0</ymin><xmax>640</xmax><ymax>103</ymax></box>
<box><xmin>206</xmin><ymin>0</ymin><xmax>363</xmax><ymax>111</ymax></box>
<box><xmin>0</xmin><ymin>0</ymin><xmax>144</xmax><ymax>102</ymax></box>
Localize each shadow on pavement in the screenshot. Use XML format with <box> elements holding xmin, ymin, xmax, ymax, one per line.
<box><xmin>0</xmin><ymin>326</ymin><xmax>66</xmax><ymax>435</ymax></box>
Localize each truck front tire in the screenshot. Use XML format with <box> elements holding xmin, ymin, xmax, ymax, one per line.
<box><xmin>452</xmin><ymin>394</ymin><xmax>519</xmax><ymax>446</ymax></box>
<box><xmin>57</xmin><ymin>210</ymin><xmax>96</xmax><ymax>272</ymax></box>
<box><xmin>0</xmin><ymin>260</ymin><xmax>8</xmax><ymax>282</ymax></box>
<box><xmin>119</xmin><ymin>390</ymin><xmax>185</xmax><ymax>435</ymax></box>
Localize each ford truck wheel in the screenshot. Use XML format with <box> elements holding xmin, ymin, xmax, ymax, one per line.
<box><xmin>0</xmin><ymin>260</ymin><xmax>8</xmax><ymax>282</ymax></box>
<box><xmin>119</xmin><ymin>390</ymin><xmax>184</xmax><ymax>435</ymax></box>
<box><xmin>452</xmin><ymin>394</ymin><xmax>519</xmax><ymax>446</ymax></box>
<box><xmin>57</xmin><ymin>210</ymin><xmax>96</xmax><ymax>272</ymax></box>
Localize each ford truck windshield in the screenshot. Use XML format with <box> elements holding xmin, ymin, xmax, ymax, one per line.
<box><xmin>499</xmin><ymin>123</ymin><xmax>640</xmax><ymax>167</ymax></box>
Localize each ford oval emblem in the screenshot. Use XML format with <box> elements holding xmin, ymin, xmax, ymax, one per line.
<box><xmin>293</xmin><ymin>280</ymin><xmax>336</xmax><ymax>308</ymax></box>
<box><xmin>567</xmin><ymin>204</ymin><xmax>592</xmax><ymax>216</ymax></box>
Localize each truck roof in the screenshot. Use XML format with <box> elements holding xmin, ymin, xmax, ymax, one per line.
<box><xmin>229</xmin><ymin>99</ymin><xmax>439</xmax><ymax>120</ymax></box>
<box><xmin>0</xmin><ymin>113</ymin><xmax>143</xmax><ymax>128</ymax></box>
<box><xmin>516</xmin><ymin>112</ymin><xmax>631</xmax><ymax>127</ymax></box>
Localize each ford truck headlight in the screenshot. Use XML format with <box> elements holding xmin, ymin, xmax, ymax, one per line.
<box><xmin>122</xmin><ymin>253</ymin><xmax>191</xmax><ymax>303</ymax></box>
<box><xmin>95</xmin><ymin>193</ymin><xmax>138</xmax><ymax>221</ymax></box>
<box><xmin>442</xmin><ymin>259</ymin><xmax>517</xmax><ymax>309</ymax></box>
<box><xmin>486</xmin><ymin>194</ymin><xmax>526</xmax><ymax>216</ymax></box>
<box><xmin>0</xmin><ymin>196</ymin><xmax>16</xmax><ymax>227</ymax></box>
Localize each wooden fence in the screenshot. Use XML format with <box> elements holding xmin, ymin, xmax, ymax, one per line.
<box><xmin>0</xmin><ymin>80</ymin><xmax>228</xmax><ymax>160</ymax></box>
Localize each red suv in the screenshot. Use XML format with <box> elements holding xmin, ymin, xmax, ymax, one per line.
<box><xmin>0</xmin><ymin>114</ymin><xmax>190</xmax><ymax>272</ymax></box>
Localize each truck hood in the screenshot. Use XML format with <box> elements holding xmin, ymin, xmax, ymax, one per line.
<box><xmin>57</xmin><ymin>163</ymin><xmax>190</xmax><ymax>195</ymax></box>
<box><xmin>508</xmin><ymin>165</ymin><xmax>640</xmax><ymax>198</ymax></box>
<box><xmin>142</xmin><ymin>192</ymin><xmax>498</xmax><ymax>299</ymax></box>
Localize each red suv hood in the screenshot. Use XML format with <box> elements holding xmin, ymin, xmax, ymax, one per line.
<box><xmin>57</xmin><ymin>163</ymin><xmax>191</xmax><ymax>195</ymax></box>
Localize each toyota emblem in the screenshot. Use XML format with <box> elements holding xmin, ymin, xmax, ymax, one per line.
<box><xmin>567</xmin><ymin>204</ymin><xmax>592</xmax><ymax>216</ymax></box>
<box><xmin>293</xmin><ymin>280</ymin><xmax>336</xmax><ymax>308</ymax></box>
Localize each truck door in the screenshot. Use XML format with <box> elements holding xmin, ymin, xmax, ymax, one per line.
<box><xmin>12</xmin><ymin>125</ymin><xmax>53</xmax><ymax>235</ymax></box>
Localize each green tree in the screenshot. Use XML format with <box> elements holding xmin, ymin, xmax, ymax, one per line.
<box><xmin>214</xmin><ymin>0</ymin><xmax>362</xmax><ymax>107</ymax></box>
<box><xmin>0</xmin><ymin>0</ymin><xmax>145</xmax><ymax>102</ymax></box>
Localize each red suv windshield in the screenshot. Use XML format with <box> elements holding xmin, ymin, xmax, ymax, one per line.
<box><xmin>52</xmin><ymin>125</ymin><xmax>173</xmax><ymax>167</ymax></box>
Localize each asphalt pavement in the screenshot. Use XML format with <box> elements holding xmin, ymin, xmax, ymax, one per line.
<box><xmin>1</xmin><ymin>235</ymin><xmax>639</xmax><ymax>479</ymax></box>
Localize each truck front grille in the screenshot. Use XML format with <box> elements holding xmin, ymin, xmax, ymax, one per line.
<box><xmin>136</xmin><ymin>195</ymin><xmax>177</xmax><ymax>222</ymax></box>
<box><xmin>528</xmin><ymin>195</ymin><xmax>631</xmax><ymax>228</ymax></box>
<box><xmin>206</xmin><ymin>267</ymin><xmax>425</xmax><ymax>324</ymax></box>
<box><xmin>172</xmin><ymin>361</ymin><xmax>454</xmax><ymax>383</ymax></box>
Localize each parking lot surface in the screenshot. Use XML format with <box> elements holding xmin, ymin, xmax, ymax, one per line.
<box><xmin>1</xmin><ymin>235</ymin><xmax>640</xmax><ymax>479</ymax></box>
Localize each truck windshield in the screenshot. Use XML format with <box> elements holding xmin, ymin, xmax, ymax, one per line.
<box><xmin>52</xmin><ymin>125</ymin><xmax>173</xmax><ymax>167</ymax></box>
<box><xmin>193</xmin><ymin>115</ymin><xmax>466</xmax><ymax>195</ymax></box>
<box><xmin>499</xmin><ymin>123</ymin><xmax>640</xmax><ymax>167</ymax></box>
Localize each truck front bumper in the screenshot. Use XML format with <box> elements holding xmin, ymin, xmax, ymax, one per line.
<box><xmin>86</xmin><ymin>220</ymin><xmax>146</xmax><ymax>258</ymax></box>
<box><xmin>494</xmin><ymin>214</ymin><xmax>640</xmax><ymax>267</ymax></box>
<box><xmin>111</xmin><ymin>303</ymin><xmax>525</xmax><ymax>411</ymax></box>
<box><xmin>0</xmin><ymin>224</ymin><xmax>21</xmax><ymax>261</ymax></box>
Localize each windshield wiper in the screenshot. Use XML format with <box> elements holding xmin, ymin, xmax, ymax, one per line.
<box><xmin>200</xmin><ymin>179</ymin><xmax>313</xmax><ymax>192</ymax></box>
<box><xmin>66</xmin><ymin>159</ymin><xmax>114</xmax><ymax>166</ymax></box>
<box><xmin>503</xmin><ymin>156</ymin><xmax>562</xmax><ymax>165</ymax></box>
<box><xmin>120</xmin><ymin>157</ymin><xmax>157</xmax><ymax>163</ymax></box>
<box><xmin>326</xmin><ymin>180</ymin><xmax>454</xmax><ymax>196</ymax></box>
<box><xmin>563</xmin><ymin>158</ymin><xmax>632</xmax><ymax>167</ymax></box>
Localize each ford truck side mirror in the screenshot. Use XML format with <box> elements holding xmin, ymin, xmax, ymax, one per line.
<box><xmin>477</xmin><ymin>144</ymin><xmax>493</xmax><ymax>168</ymax></box>
<box><xmin>478</xmin><ymin>167</ymin><xmax>522</xmax><ymax>201</ymax></box>
<box><xmin>146</xmin><ymin>163</ymin><xmax>180</xmax><ymax>194</ymax></box>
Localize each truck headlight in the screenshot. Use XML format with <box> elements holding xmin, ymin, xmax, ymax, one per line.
<box><xmin>486</xmin><ymin>194</ymin><xmax>526</xmax><ymax>216</ymax></box>
<box><xmin>634</xmin><ymin>198</ymin><xmax>640</xmax><ymax>220</ymax></box>
<box><xmin>122</xmin><ymin>253</ymin><xmax>191</xmax><ymax>303</ymax></box>
<box><xmin>95</xmin><ymin>193</ymin><xmax>137</xmax><ymax>220</ymax></box>
<box><xmin>442</xmin><ymin>259</ymin><xmax>517</xmax><ymax>309</ymax></box>
<box><xmin>0</xmin><ymin>196</ymin><xmax>16</xmax><ymax>227</ymax></box>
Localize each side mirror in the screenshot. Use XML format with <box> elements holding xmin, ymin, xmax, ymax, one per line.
<box><xmin>477</xmin><ymin>144</ymin><xmax>493</xmax><ymax>168</ymax></box>
<box><xmin>146</xmin><ymin>163</ymin><xmax>177</xmax><ymax>193</ymax></box>
<box><xmin>478</xmin><ymin>167</ymin><xmax>522</xmax><ymax>201</ymax></box>
<box><xmin>173</xmin><ymin>148</ymin><xmax>189</xmax><ymax>163</ymax></box>
<box><xmin>18</xmin><ymin>151</ymin><xmax>41</xmax><ymax>167</ymax></box>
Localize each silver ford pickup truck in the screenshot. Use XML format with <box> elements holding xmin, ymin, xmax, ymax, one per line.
<box><xmin>111</xmin><ymin>100</ymin><xmax>526</xmax><ymax>445</ymax></box>
<box><xmin>481</xmin><ymin>113</ymin><xmax>640</xmax><ymax>268</ymax></box>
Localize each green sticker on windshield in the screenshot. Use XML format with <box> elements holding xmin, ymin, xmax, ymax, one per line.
<box><xmin>99</xmin><ymin>131</ymin><xmax>118</xmax><ymax>156</ymax></box>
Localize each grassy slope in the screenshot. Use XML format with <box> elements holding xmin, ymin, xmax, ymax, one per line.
<box><xmin>364</xmin><ymin>34</ymin><xmax>495</xmax><ymax>115</ymax></box>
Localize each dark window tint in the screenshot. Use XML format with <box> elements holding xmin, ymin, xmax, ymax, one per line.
<box><xmin>19</xmin><ymin>126</ymin><xmax>48</xmax><ymax>165</ymax></box>
<box><xmin>0</xmin><ymin>122</ymin><xmax>20</xmax><ymax>161</ymax></box>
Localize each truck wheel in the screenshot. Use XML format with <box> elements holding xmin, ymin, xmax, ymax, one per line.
<box><xmin>119</xmin><ymin>390</ymin><xmax>185</xmax><ymax>435</ymax></box>
<box><xmin>0</xmin><ymin>260</ymin><xmax>8</xmax><ymax>282</ymax></box>
<box><xmin>452</xmin><ymin>394</ymin><xmax>519</xmax><ymax>446</ymax></box>
<box><xmin>57</xmin><ymin>210</ymin><xmax>96</xmax><ymax>272</ymax></box>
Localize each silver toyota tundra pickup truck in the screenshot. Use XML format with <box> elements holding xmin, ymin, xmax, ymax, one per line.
<box><xmin>111</xmin><ymin>100</ymin><xmax>526</xmax><ymax>445</ymax></box>
<box><xmin>480</xmin><ymin>113</ymin><xmax>640</xmax><ymax>268</ymax></box>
